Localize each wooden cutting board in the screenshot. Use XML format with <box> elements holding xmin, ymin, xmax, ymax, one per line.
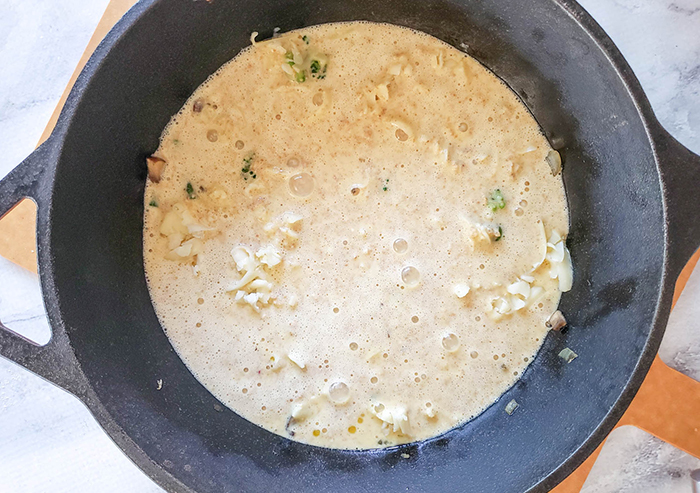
<box><xmin>0</xmin><ymin>1</ymin><xmax>698</xmax><ymax>490</ymax></box>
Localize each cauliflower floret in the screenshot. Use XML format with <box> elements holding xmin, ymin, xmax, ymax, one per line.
<box><xmin>159</xmin><ymin>201</ymin><xmax>214</xmax><ymax>261</ymax></box>
<box><xmin>369</xmin><ymin>402</ymin><xmax>411</xmax><ymax>436</ymax></box>
<box><xmin>226</xmin><ymin>244</ymin><xmax>285</xmax><ymax>312</ymax></box>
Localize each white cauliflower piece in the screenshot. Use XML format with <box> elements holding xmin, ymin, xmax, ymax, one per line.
<box><xmin>227</xmin><ymin>244</ymin><xmax>284</xmax><ymax>312</ymax></box>
<box><xmin>369</xmin><ymin>402</ymin><xmax>411</xmax><ymax>436</ymax></box>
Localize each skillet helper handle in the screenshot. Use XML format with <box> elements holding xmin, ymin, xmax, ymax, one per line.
<box><xmin>655</xmin><ymin>124</ymin><xmax>700</xmax><ymax>278</ymax></box>
<box><xmin>0</xmin><ymin>137</ymin><xmax>85</xmax><ymax>396</ymax></box>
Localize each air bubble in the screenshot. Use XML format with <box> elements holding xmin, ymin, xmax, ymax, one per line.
<box><xmin>458</xmin><ymin>122</ymin><xmax>468</xmax><ymax>132</ymax></box>
<box><xmin>235</xmin><ymin>140</ymin><xmax>245</xmax><ymax>149</ymax></box>
<box><xmin>395</xmin><ymin>129</ymin><xmax>409</xmax><ymax>141</ymax></box>
<box><xmin>470</xmin><ymin>351</ymin><xmax>479</xmax><ymax>359</ymax></box>
<box><xmin>349</xmin><ymin>342</ymin><xmax>358</xmax><ymax>351</ymax></box>
<box><xmin>206</xmin><ymin>130</ymin><xmax>218</xmax><ymax>142</ymax></box>
<box><xmin>411</xmin><ymin>316</ymin><xmax>419</xmax><ymax>323</ymax></box>
<box><xmin>289</xmin><ymin>173</ymin><xmax>314</xmax><ymax>197</ymax></box>
<box><xmin>401</xmin><ymin>266</ymin><xmax>420</xmax><ymax>287</ymax></box>
<box><xmin>328</xmin><ymin>381</ymin><xmax>350</xmax><ymax>403</ymax></box>
<box><xmin>312</xmin><ymin>92</ymin><xmax>324</xmax><ymax>106</ymax></box>
<box><xmin>393</xmin><ymin>238</ymin><xmax>408</xmax><ymax>253</ymax></box>
<box><xmin>287</xmin><ymin>157</ymin><xmax>300</xmax><ymax>167</ymax></box>
<box><xmin>370</xmin><ymin>376</ymin><xmax>378</xmax><ymax>384</ymax></box>
<box><xmin>515</xmin><ymin>207</ymin><xmax>524</xmax><ymax>216</ymax></box>
<box><xmin>442</xmin><ymin>333</ymin><xmax>460</xmax><ymax>352</ymax></box>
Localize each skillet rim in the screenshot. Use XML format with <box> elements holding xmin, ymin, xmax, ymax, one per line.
<box><xmin>33</xmin><ymin>0</ymin><xmax>679</xmax><ymax>491</ymax></box>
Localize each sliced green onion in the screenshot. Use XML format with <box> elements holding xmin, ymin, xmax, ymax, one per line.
<box><xmin>488</xmin><ymin>189</ymin><xmax>506</xmax><ymax>211</ymax></box>
<box><xmin>186</xmin><ymin>182</ymin><xmax>196</xmax><ymax>199</ymax></box>
<box><xmin>295</xmin><ymin>70</ymin><xmax>307</xmax><ymax>83</ymax></box>
<box><xmin>495</xmin><ymin>225</ymin><xmax>503</xmax><ymax>241</ymax></box>
<box><xmin>148</xmin><ymin>200</ymin><xmax>158</xmax><ymax>207</ymax></box>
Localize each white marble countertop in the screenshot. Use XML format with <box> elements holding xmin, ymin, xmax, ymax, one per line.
<box><xmin>0</xmin><ymin>0</ymin><xmax>698</xmax><ymax>492</ymax></box>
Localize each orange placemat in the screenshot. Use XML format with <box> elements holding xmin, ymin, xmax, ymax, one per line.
<box><xmin>0</xmin><ymin>1</ymin><xmax>698</xmax><ymax>490</ymax></box>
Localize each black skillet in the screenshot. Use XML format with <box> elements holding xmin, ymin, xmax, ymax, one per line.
<box><xmin>1</xmin><ymin>0</ymin><xmax>699</xmax><ymax>491</ymax></box>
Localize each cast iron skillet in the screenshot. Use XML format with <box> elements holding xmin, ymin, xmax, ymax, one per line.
<box><xmin>1</xmin><ymin>0</ymin><xmax>699</xmax><ymax>491</ymax></box>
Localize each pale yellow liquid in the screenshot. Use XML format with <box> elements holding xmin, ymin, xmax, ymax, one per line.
<box><xmin>143</xmin><ymin>22</ymin><xmax>569</xmax><ymax>449</ymax></box>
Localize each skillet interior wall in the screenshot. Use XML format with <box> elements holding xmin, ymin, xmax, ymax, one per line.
<box><xmin>46</xmin><ymin>0</ymin><xmax>665</xmax><ymax>491</ymax></box>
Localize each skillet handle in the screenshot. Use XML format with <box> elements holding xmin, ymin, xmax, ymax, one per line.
<box><xmin>0</xmin><ymin>137</ymin><xmax>86</xmax><ymax>397</ymax></box>
<box><xmin>654</xmin><ymin>124</ymin><xmax>700</xmax><ymax>279</ymax></box>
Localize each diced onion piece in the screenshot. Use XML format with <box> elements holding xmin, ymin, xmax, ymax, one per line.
<box><xmin>549</xmin><ymin>229</ymin><xmax>562</xmax><ymax>245</ymax></box>
<box><xmin>166</xmin><ymin>238</ymin><xmax>203</xmax><ymax>261</ymax></box>
<box><xmin>558</xmin><ymin>249</ymin><xmax>573</xmax><ymax>292</ymax></box>
<box><xmin>558</xmin><ymin>347</ymin><xmax>578</xmax><ymax>364</ymax></box>
<box><xmin>226</xmin><ymin>268</ymin><xmax>260</xmax><ymax>291</ymax></box>
<box><xmin>505</xmin><ymin>399</ymin><xmax>519</xmax><ymax>415</ymax></box>
<box><xmin>290</xmin><ymin>399</ymin><xmax>320</xmax><ymax>421</ymax></box>
<box><xmin>508</xmin><ymin>297</ymin><xmax>525</xmax><ymax>311</ymax></box>
<box><xmin>167</xmin><ymin>233</ymin><xmax>184</xmax><ymax>250</ymax></box>
<box><xmin>160</xmin><ymin>210</ymin><xmax>188</xmax><ymax>236</ymax></box>
<box><xmin>268</xmin><ymin>42</ymin><xmax>286</xmax><ymax>54</ymax></box>
<box><xmin>231</xmin><ymin>246</ymin><xmax>254</xmax><ymax>272</ymax></box>
<box><xmin>269</xmin><ymin>353</ymin><xmax>287</xmax><ymax>372</ymax></box>
<box><xmin>287</xmin><ymin>352</ymin><xmax>306</xmax><ymax>369</ymax></box>
<box><xmin>376</xmin><ymin>83</ymin><xmax>389</xmax><ymax>101</ymax></box>
<box><xmin>250</xmin><ymin>31</ymin><xmax>258</xmax><ymax>45</ymax></box>
<box><xmin>546</xmin><ymin>149</ymin><xmax>562</xmax><ymax>176</ymax></box>
<box><xmin>526</xmin><ymin>286</ymin><xmax>545</xmax><ymax>307</ymax></box>
<box><xmin>547</xmin><ymin>240</ymin><xmax>565</xmax><ymax>263</ymax></box>
<box><xmin>255</xmin><ymin>245</ymin><xmax>283</xmax><ymax>267</ymax></box>
<box><xmin>453</xmin><ymin>283</ymin><xmax>470</xmax><ymax>298</ymax></box>
<box><xmin>532</xmin><ymin>220</ymin><xmax>547</xmax><ymax>271</ymax></box>
<box><xmin>283</xmin><ymin>212</ymin><xmax>303</xmax><ymax>225</ymax></box>
<box><xmin>248</xmin><ymin>279</ymin><xmax>273</xmax><ymax>292</ymax></box>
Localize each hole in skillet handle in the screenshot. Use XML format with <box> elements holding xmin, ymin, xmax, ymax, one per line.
<box><xmin>0</xmin><ymin>135</ymin><xmax>85</xmax><ymax>395</ymax></box>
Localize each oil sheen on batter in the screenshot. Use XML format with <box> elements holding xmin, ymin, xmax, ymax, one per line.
<box><xmin>143</xmin><ymin>22</ymin><xmax>572</xmax><ymax>449</ymax></box>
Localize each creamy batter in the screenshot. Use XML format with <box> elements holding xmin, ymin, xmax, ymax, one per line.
<box><xmin>143</xmin><ymin>22</ymin><xmax>572</xmax><ymax>449</ymax></box>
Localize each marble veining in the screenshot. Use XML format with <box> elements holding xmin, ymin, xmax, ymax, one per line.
<box><xmin>0</xmin><ymin>0</ymin><xmax>698</xmax><ymax>491</ymax></box>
